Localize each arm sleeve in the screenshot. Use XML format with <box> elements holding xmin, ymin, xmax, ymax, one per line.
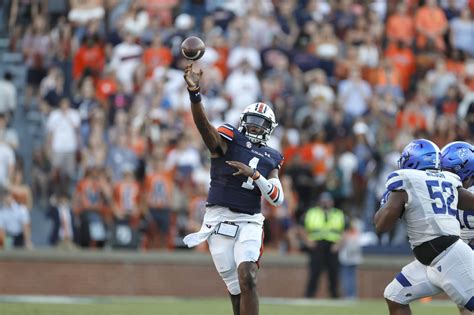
<box><xmin>254</xmin><ymin>174</ymin><xmax>284</xmax><ymax>206</ymax></box>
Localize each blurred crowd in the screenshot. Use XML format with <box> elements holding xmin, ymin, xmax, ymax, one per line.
<box><xmin>0</xmin><ymin>0</ymin><xmax>473</xmax><ymax>253</ymax></box>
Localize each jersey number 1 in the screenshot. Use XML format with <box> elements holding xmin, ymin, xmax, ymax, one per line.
<box><xmin>242</xmin><ymin>157</ymin><xmax>260</xmax><ymax>190</ymax></box>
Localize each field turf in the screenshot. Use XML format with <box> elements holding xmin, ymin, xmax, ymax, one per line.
<box><xmin>0</xmin><ymin>296</ymin><xmax>459</xmax><ymax>315</ymax></box>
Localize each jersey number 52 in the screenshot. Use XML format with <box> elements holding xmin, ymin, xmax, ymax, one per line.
<box><xmin>425</xmin><ymin>180</ymin><xmax>456</xmax><ymax>216</ymax></box>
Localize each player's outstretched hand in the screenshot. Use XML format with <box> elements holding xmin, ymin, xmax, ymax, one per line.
<box><xmin>226</xmin><ymin>161</ymin><xmax>254</xmax><ymax>177</ymax></box>
<box><xmin>184</xmin><ymin>63</ymin><xmax>203</xmax><ymax>91</ymax></box>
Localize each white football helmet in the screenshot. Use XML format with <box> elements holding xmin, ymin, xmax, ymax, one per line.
<box><xmin>238</xmin><ymin>102</ymin><xmax>278</xmax><ymax>145</ymax></box>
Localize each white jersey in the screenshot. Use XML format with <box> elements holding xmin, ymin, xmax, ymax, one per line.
<box><xmin>459</xmin><ymin>186</ymin><xmax>474</xmax><ymax>244</ymax></box>
<box><xmin>386</xmin><ymin>169</ymin><xmax>462</xmax><ymax>248</ymax></box>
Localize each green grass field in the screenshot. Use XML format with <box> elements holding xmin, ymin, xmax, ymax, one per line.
<box><xmin>0</xmin><ymin>296</ymin><xmax>460</xmax><ymax>315</ymax></box>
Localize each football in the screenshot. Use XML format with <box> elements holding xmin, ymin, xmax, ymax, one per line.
<box><xmin>181</xmin><ymin>36</ymin><xmax>206</xmax><ymax>61</ymax></box>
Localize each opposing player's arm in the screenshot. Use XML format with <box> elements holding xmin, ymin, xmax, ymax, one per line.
<box><xmin>226</xmin><ymin>161</ymin><xmax>284</xmax><ymax>206</ymax></box>
<box><xmin>374</xmin><ymin>191</ymin><xmax>407</xmax><ymax>233</ymax></box>
<box><xmin>457</xmin><ymin>187</ymin><xmax>474</xmax><ymax>212</ymax></box>
<box><xmin>183</xmin><ymin>63</ymin><xmax>227</xmax><ymax>157</ymax></box>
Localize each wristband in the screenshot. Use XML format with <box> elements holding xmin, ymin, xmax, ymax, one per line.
<box><xmin>251</xmin><ymin>169</ymin><xmax>260</xmax><ymax>180</ymax></box>
<box><xmin>188</xmin><ymin>87</ymin><xmax>202</xmax><ymax>103</ymax></box>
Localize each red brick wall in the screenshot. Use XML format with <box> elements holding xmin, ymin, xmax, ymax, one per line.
<box><xmin>0</xmin><ymin>250</ymin><xmax>410</xmax><ymax>298</ymax></box>
<box><xmin>0</xmin><ymin>261</ymin><xmax>395</xmax><ymax>298</ymax></box>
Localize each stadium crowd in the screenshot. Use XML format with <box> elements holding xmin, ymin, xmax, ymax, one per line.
<box><xmin>0</xmin><ymin>0</ymin><xmax>473</xmax><ymax>255</ymax></box>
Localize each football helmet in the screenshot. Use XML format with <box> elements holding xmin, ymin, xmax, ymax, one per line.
<box><xmin>441</xmin><ymin>141</ymin><xmax>474</xmax><ymax>182</ymax></box>
<box><xmin>398</xmin><ymin>139</ymin><xmax>441</xmax><ymax>170</ymax></box>
<box><xmin>239</xmin><ymin>102</ymin><xmax>278</xmax><ymax>145</ymax></box>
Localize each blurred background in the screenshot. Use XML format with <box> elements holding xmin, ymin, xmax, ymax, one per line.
<box><xmin>0</xmin><ymin>0</ymin><xmax>473</xmax><ymax>302</ymax></box>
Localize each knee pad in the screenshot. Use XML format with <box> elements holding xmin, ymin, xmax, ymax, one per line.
<box><xmin>384</xmin><ymin>279</ymin><xmax>408</xmax><ymax>304</ymax></box>
<box><xmin>221</xmin><ymin>268</ymin><xmax>241</xmax><ymax>295</ymax></box>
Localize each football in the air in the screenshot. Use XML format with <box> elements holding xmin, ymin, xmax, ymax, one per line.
<box><xmin>181</xmin><ymin>36</ymin><xmax>206</xmax><ymax>61</ymax></box>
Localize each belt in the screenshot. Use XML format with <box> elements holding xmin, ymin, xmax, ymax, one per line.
<box><xmin>413</xmin><ymin>235</ymin><xmax>459</xmax><ymax>265</ymax></box>
<box><xmin>206</xmin><ymin>203</ymin><xmax>249</xmax><ymax>214</ymax></box>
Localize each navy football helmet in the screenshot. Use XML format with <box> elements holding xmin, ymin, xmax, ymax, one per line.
<box><xmin>398</xmin><ymin>139</ymin><xmax>441</xmax><ymax>170</ymax></box>
<box><xmin>441</xmin><ymin>141</ymin><xmax>474</xmax><ymax>182</ymax></box>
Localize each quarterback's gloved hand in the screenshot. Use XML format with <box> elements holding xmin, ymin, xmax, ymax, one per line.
<box><xmin>380</xmin><ymin>190</ymin><xmax>391</xmax><ymax>207</ymax></box>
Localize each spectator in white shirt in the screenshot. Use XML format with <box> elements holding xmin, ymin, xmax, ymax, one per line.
<box><xmin>338</xmin><ymin>68</ymin><xmax>372</xmax><ymax>118</ymax></box>
<box><xmin>0</xmin><ymin>187</ymin><xmax>32</xmax><ymax>249</ymax></box>
<box><xmin>46</xmin><ymin>97</ymin><xmax>81</xmax><ymax>179</ymax></box>
<box><xmin>0</xmin><ymin>141</ymin><xmax>15</xmax><ymax>186</ymax></box>
<box><xmin>0</xmin><ymin>114</ymin><xmax>19</xmax><ymax>151</ymax></box>
<box><xmin>0</xmin><ymin>72</ymin><xmax>17</xmax><ymax>117</ymax></box>
<box><xmin>224</xmin><ymin>59</ymin><xmax>261</xmax><ymax>110</ymax></box>
<box><xmin>227</xmin><ymin>32</ymin><xmax>262</xmax><ymax>71</ymax></box>
<box><xmin>123</xmin><ymin>2</ymin><xmax>149</xmax><ymax>38</ymax></box>
<box><xmin>450</xmin><ymin>10</ymin><xmax>474</xmax><ymax>57</ymax></box>
<box><xmin>110</xmin><ymin>33</ymin><xmax>143</xmax><ymax>92</ymax></box>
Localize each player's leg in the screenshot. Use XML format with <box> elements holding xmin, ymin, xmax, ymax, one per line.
<box><xmin>237</xmin><ymin>261</ymin><xmax>259</xmax><ymax>315</ymax></box>
<box><xmin>386</xmin><ymin>298</ymin><xmax>412</xmax><ymax>315</ymax></box>
<box><xmin>229</xmin><ymin>292</ymin><xmax>241</xmax><ymax>315</ymax></box>
<box><xmin>457</xmin><ymin>306</ymin><xmax>472</xmax><ymax>315</ymax></box>
<box><xmin>427</xmin><ymin>241</ymin><xmax>474</xmax><ymax>313</ymax></box>
<box><xmin>207</xmin><ymin>232</ymin><xmax>240</xmax><ymax>314</ymax></box>
<box><xmin>384</xmin><ymin>260</ymin><xmax>442</xmax><ymax>315</ymax></box>
<box><xmin>234</xmin><ymin>222</ymin><xmax>264</xmax><ymax>315</ymax></box>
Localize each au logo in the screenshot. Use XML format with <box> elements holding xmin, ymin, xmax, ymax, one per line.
<box><xmin>246</xmin><ymin>142</ymin><xmax>252</xmax><ymax>148</ymax></box>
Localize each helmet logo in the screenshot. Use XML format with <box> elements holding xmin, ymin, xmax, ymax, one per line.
<box><xmin>246</xmin><ymin>141</ymin><xmax>252</xmax><ymax>148</ymax></box>
<box><xmin>256</xmin><ymin>103</ymin><xmax>267</xmax><ymax>113</ymax></box>
<box><xmin>458</xmin><ymin>148</ymin><xmax>469</xmax><ymax>160</ymax></box>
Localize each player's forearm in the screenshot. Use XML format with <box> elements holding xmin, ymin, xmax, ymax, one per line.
<box><xmin>374</xmin><ymin>206</ymin><xmax>399</xmax><ymax>233</ymax></box>
<box><xmin>252</xmin><ymin>171</ymin><xmax>284</xmax><ymax>206</ymax></box>
<box><xmin>188</xmin><ymin>88</ymin><xmax>222</xmax><ymax>153</ymax></box>
<box><xmin>458</xmin><ymin>188</ymin><xmax>474</xmax><ymax>211</ymax></box>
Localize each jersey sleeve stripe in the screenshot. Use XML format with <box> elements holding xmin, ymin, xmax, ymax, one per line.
<box><xmin>217</xmin><ymin>126</ymin><xmax>234</xmax><ymax>140</ymax></box>
<box><xmin>387</xmin><ymin>172</ymin><xmax>399</xmax><ymax>180</ymax></box>
<box><xmin>221</xmin><ymin>124</ymin><xmax>234</xmax><ymax>131</ymax></box>
<box><xmin>387</xmin><ymin>180</ymin><xmax>403</xmax><ymax>191</ymax></box>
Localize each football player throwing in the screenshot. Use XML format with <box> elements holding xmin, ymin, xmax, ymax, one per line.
<box><xmin>182</xmin><ymin>63</ymin><xmax>284</xmax><ymax>315</ymax></box>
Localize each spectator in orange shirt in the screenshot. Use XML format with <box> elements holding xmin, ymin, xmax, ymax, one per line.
<box><xmin>414</xmin><ymin>0</ymin><xmax>448</xmax><ymax>51</ymax></box>
<box><xmin>95</xmin><ymin>67</ymin><xmax>118</xmax><ymax>106</ymax></box>
<box><xmin>384</xmin><ymin>41</ymin><xmax>416</xmax><ymax>92</ymax></box>
<box><xmin>143</xmin><ymin>155</ymin><xmax>174</xmax><ymax>249</ymax></box>
<box><xmin>112</xmin><ymin>167</ymin><xmax>141</xmax><ymax>222</ymax></box>
<box><xmin>386</xmin><ymin>2</ymin><xmax>415</xmax><ymax>46</ymax></box>
<box><xmin>374</xmin><ymin>59</ymin><xmax>403</xmax><ymax>99</ymax></box>
<box><xmin>395</xmin><ymin>100</ymin><xmax>428</xmax><ymax>133</ymax></box>
<box><xmin>73</xmin><ymin>166</ymin><xmax>110</xmax><ymax>247</ymax></box>
<box><xmin>300</xmin><ymin>130</ymin><xmax>334</xmax><ymax>183</ymax></box>
<box><xmin>142</xmin><ymin>34</ymin><xmax>173</xmax><ymax>78</ymax></box>
<box><xmin>73</xmin><ymin>34</ymin><xmax>105</xmax><ymax>80</ymax></box>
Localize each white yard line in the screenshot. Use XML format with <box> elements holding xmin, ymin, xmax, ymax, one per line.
<box><xmin>0</xmin><ymin>295</ymin><xmax>455</xmax><ymax>308</ymax></box>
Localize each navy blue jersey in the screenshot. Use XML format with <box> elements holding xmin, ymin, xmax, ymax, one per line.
<box><xmin>207</xmin><ymin>123</ymin><xmax>284</xmax><ymax>215</ymax></box>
